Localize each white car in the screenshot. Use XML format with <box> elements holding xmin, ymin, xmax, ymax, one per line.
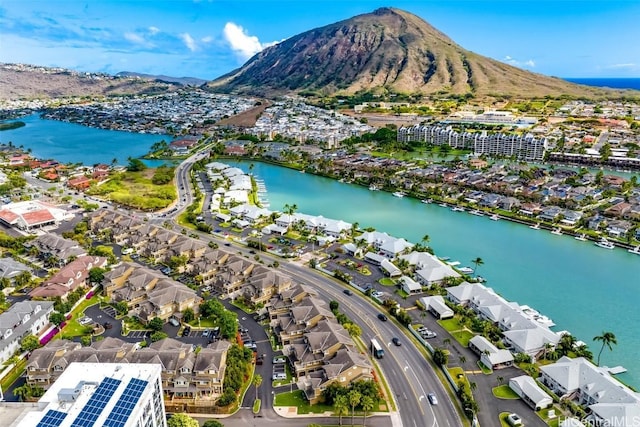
<box><xmin>78</xmin><ymin>317</ymin><xmax>93</xmax><ymax>325</ymax></box>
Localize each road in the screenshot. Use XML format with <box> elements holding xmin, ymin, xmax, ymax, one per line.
<box><xmin>280</xmin><ymin>262</ymin><xmax>463</xmax><ymax>427</ymax></box>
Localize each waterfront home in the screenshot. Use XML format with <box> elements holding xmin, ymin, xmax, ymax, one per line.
<box><xmin>588</xmin><ymin>214</ymin><xmax>607</xmax><ymax>231</ymax></box>
<box><xmin>605</xmin><ymin>202</ymin><xmax>632</xmax><ymax>217</ymax></box>
<box><xmin>356</xmin><ymin>231</ymin><xmax>414</xmax><ymax>258</ymax></box>
<box><xmin>418</xmin><ymin>295</ymin><xmax>454</xmax><ymax>320</ymax></box>
<box><xmin>0</xmin><ymin>301</ymin><xmax>54</xmax><ymax>364</ymax></box>
<box><xmin>539</xmin><ymin>206</ymin><xmax>563</xmax><ymax>222</ymax></box>
<box><xmin>561</xmin><ymin>209</ymin><xmax>583</xmax><ymax>226</ymax></box>
<box><xmin>503</xmin><ymin>327</ymin><xmax>560</xmax><ymax>358</ymax></box>
<box><xmin>29</xmin><ymin>255</ymin><xmax>107</xmax><ymax>299</ymax></box>
<box><xmin>400</xmin><ymin>251</ymin><xmax>460</xmax><ymax>286</ymax></box>
<box><xmin>508</xmin><ymin>375</ymin><xmax>553</xmax><ymax>411</ymax></box>
<box><xmin>445</xmin><ymin>282</ymin><xmax>482</xmax><ymax>305</ymax></box>
<box><xmin>364</xmin><ymin>252</ymin><xmax>386</xmax><ymax>266</ymax></box>
<box><xmin>540</xmin><ymin>356</ymin><xmax>640</xmax><ymax>426</ymax></box>
<box><xmin>605</xmin><ymin>220</ymin><xmax>632</xmax><ymax>238</ymax></box>
<box><xmin>468</xmin><ymin>335</ymin><xmax>514</xmax><ymax>370</ymax></box>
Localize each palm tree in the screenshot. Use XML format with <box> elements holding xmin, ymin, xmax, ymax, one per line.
<box><xmin>421</xmin><ymin>234</ymin><xmax>430</xmax><ymax>249</ymax></box>
<box><xmin>348</xmin><ymin>390</ymin><xmax>361</xmax><ymax>426</ymax></box>
<box><xmin>471</xmin><ymin>257</ymin><xmax>484</xmax><ymax>274</ymax></box>
<box><xmin>252</xmin><ymin>374</ymin><xmax>262</xmax><ymax>401</ymax></box>
<box><xmin>593</xmin><ymin>331</ymin><xmax>617</xmax><ymax>366</ymax></box>
<box><xmin>360</xmin><ymin>395</ymin><xmax>374</xmax><ymax>426</ymax></box>
<box><xmin>334</xmin><ymin>394</ymin><xmax>349</xmax><ymax>426</ymax></box>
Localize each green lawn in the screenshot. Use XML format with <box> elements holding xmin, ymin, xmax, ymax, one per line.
<box><xmin>447</xmin><ymin>366</ymin><xmax>470</xmax><ymax>390</ymax></box>
<box><xmin>253</xmin><ymin>398</ymin><xmax>261</xmax><ymax>413</ymax></box>
<box><xmin>61</xmin><ymin>294</ymin><xmax>101</xmax><ymax>339</ymax></box>
<box><xmin>188</xmin><ymin>317</ymin><xmax>217</xmax><ymax>328</ymax></box>
<box><xmin>451</xmin><ymin>329</ymin><xmax>474</xmax><ymax>347</ymax></box>
<box><xmin>379</xmin><ymin>278</ymin><xmax>396</xmax><ymax>286</ymax></box>
<box><xmin>492</xmin><ymin>385</ymin><xmax>519</xmax><ymax>399</ymax></box>
<box><xmin>478</xmin><ymin>361</ymin><xmax>493</xmax><ymax>375</ymax></box>
<box><xmin>537</xmin><ymin>405</ymin><xmax>563</xmax><ymax>427</ymax></box>
<box><xmin>0</xmin><ymin>358</ymin><xmax>27</xmax><ymax>390</ymax></box>
<box><xmin>86</xmin><ymin>170</ymin><xmax>176</xmax><ymax>210</ymax></box>
<box><xmin>274</xmin><ymin>390</ymin><xmax>333</xmax><ymax>414</ymax></box>
<box><xmin>499</xmin><ymin>412</ymin><xmax>512</xmax><ymax>427</ymax></box>
<box><xmin>438</xmin><ymin>317</ymin><xmax>465</xmax><ymax>332</ymax></box>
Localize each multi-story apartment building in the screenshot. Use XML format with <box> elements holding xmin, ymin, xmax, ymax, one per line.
<box><xmin>398</xmin><ymin>125</ymin><xmax>548</xmax><ymax>161</ymax></box>
<box><xmin>0</xmin><ymin>301</ymin><xmax>54</xmax><ymax>364</ymax></box>
<box><xmin>17</xmin><ymin>362</ymin><xmax>167</xmax><ymax>427</ymax></box>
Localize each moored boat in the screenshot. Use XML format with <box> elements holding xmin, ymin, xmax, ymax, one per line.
<box><xmin>489</xmin><ymin>214</ymin><xmax>499</xmax><ymax>221</ymax></box>
<box><xmin>551</xmin><ymin>227</ymin><xmax>562</xmax><ymax>235</ymax></box>
<box><xmin>595</xmin><ymin>238</ymin><xmax>615</xmax><ymax>249</ymax></box>
<box><xmin>529</xmin><ymin>223</ymin><xmax>541</xmax><ymax>230</ymax></box>
<box><xmin>575</xmin><ymin>233</ymin><xmax>587</xmax><ymax>241</ymax></box>
<box><xmin>628</xmin><ymin>246</ymin><xmax>640</xmax><ymax>255</ymax></box>
<box><xmin>469</xmin><ymin>209</ymin><xmax>484</xmax><ymax>216</ymax></box>
<box><xmin>451</xmin><ymin>206</ymin><xmax>465</xmax><ymax>212</ymax></box>
<box><xmin>392</xmin><ymin>191</ymin><xmax>405</xmax><ymax>198</ymax></box>
<box><xmin>421</xmin><ymin>199</ymin><xmax>432</xmax><ymax>204</ymax></box>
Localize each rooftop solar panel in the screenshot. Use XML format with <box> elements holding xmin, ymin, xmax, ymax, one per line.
<box><xmin>71</xmin><ymin>377</ymin><xmax>121</xmax><ymax>427</ymax></box>
<box><xmin>103</xmin><ymin>378</ymin><xmax>148</xmax><ymax>427</ymax></box>
<box><xmin>37</xmin><ymin>409</ymin><xmax>68</xmax><ymax>427</ymax></box>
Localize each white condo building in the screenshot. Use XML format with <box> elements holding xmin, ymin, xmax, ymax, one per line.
<box><xmin>11</xmin><ymin>362</ymin><xmax>166</xmax><ymax>427</ymax></box>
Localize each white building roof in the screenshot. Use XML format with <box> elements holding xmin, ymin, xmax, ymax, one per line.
<box><xmin>400</xmin><ymin>275</ymin><xmax>420</xmax><ymax>291</ymax></box>
<box><xmin>509</xmin><ymin>375</ymin><xmax>553</xmax><ymax>408</ymax></box>
<box><xmin>419</xmin><ymin>295</ymin><xmax>454</xmax><ymax>318</ymax></box>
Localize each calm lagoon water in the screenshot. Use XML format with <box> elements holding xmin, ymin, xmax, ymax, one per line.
<box><xmin>0</xmin><ymin>114</ymin><xmax>167</xmax><ymax>165</ymax></box>
<box><xmin>3</xmin><ymin>116</ymin><xmax>638</xmax><ymax>387</ymax></box>
<box><xmin>227</xmin><ymin>160</ymin><xmax>640</xmax><ymax>388</ymax></box>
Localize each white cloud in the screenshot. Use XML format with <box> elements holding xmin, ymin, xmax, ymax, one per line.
<box><xmin>124</xmin><ymin>32</ymin><xmax>146</xmax><ymax>45</ymax></box>
<box><xmin>503</xmin><ymin>55</ymin><xmax>535</xmax><ymax>68</ymax></box>
<box><xmin>223</xmin><ymin>22</ymin><xmax>279</xmax><ymax>60</ymax></box>
<box><xmin>201</xmin><ymin>36</ymin><xmax>213</xmax><ymax>43</ymax></box>
<box><xmin>148</xmin><ymin>26</ymin><xmax>160</xmax><ymax>35</ymax></box>
<box><xmin>180</xmin><ymin>33</ymin><xmax>197</xmax><ymax>52</ymax></box>
<box><xmin>606</xmin><ymin>63</ymin><xmax>636</xmax><ymax>69</ymax></box>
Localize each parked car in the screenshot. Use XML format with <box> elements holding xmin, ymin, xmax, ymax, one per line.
<box><xmin>377</xmin><ymin>313</ymin><xmax>388</xmax><ymax>321</ymax></box>
<box><xmin>103</xmin><ymin>322</ymin><xmax>113</xmax><ymax>329</ymax></box>
<box><xmin>506</xmin><ymin>413</ymin><xmax>522</xmax><ymax>426</ymax></box>
<box><xmin>422</xmin><ymin>330</ymin><xmax>437</xmax><ymax>339</ymax></box>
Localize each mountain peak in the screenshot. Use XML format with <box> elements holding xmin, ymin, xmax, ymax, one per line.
<box><xmin>207</xmin><ymin>8</ymin><xmax>611</xmax><ymax>98</ymax></box>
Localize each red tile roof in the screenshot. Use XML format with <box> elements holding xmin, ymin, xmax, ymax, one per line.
<box><xmin>21</xmin><ymin>209</ymin><xmax>55</xmax><ymax>225</ymax></box>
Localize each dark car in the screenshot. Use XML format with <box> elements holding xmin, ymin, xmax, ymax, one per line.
<box><xmin>392</xmin><ymin>337</ymin><xmax>401</xmax><ymax>346</ymax></box>
<box><xmin>343</xmin><ymin>289</ymin><xmax>353</xmax><ymax>296</ymax></box>
<box><xmin>103</xmin><ymin>322</ymin><xmax>113</xmax><ymax>330</ymax></box>
<box><xmin>249</xmin><ymin>250</ymin><xmax>256</xmax><ymax>254</ymax></box>
<box><xmin>377</xmin><ymin>313</ymin><xmax>388</xmax><ymax>321</ymax></box>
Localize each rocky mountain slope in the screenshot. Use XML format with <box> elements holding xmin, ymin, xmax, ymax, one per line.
<box><xmin>208</xmin><ymin>8</ymin><xmax>620</xmax><ymax>98</ymax></box>
<box><xmin>0</xmin><ymin>64</ymin><xmax>180</xmax><ymax>100</ymax></box>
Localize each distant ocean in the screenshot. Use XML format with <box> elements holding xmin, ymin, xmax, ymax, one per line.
<box><xmin>564</xmin><ymin>77</ymin><xmax>640</xmax><ymax>90</ymax></box>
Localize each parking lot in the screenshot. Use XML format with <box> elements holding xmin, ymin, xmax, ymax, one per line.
<box><xmin>127</xmin><ymin>330</ymin><xmax>149</xmax><ymax>339</ymax></box>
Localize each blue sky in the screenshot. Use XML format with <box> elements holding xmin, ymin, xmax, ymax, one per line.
<box><xmin>1</xmin><ymin>0</ymin><xmax>638</xmax><ymax>80</ymax></box>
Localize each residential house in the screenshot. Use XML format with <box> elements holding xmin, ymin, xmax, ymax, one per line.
<box><xmin>29</xmin><ymin>256</ymin><xmax>107</xmax><ymax>299</ymax></box>
<box><xmin>0</xmin><ymin>257</ymin><xmax>32</xmax><ymax>280</ymax></box>
<box><xmin>509</xmin><ymin>375</ymin><xmax>553</xmax><ymax>411</ymax></box>
<box><xmin>468</xmin><ymin>335</ymin><xmax>514</xmax><ymax>370</ymax></box>
<box><xmin>24</xmin><ymin>233</ymin><xmax>86</xmax><ymax>264</ymax></box>
<box><xmin>0</xmin><ymin>301</ymin><xmax>54</xmax><ymax>364</ymax></box>
<box><xmin>418</xmin><ymin>295</ymin><xmax>454</xmax><ymax>320</ymax></box>
<box><xmin>400</xmin><ymin>276</ymin><xmax>422</xmax><ymax>294</ymax></box>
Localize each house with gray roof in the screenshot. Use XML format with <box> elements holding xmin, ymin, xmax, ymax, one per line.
<box><xmin>0</xmin><ymin>257</ymin><xmax>32</xmax><ymax>280</ymax></box>
<box><xmin>509</xmin><ymin>375</ymin><xmax>553</xmax><ymax>410</ymax></box>
<box><xmin>0</xmin><ymin>301</ymin><xmax>54</xmax><ymax>364</ymax></box>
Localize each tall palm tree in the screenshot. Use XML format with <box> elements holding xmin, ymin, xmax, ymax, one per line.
<box><xmin>334</xmin><ymin>394</ymin><xmax>349</xmax><ymax>426</ymax></box>
<box><xmin>471</xmin><ymin>257</ymin><xmax>484</xmax><ymax>274</ymax></box>
<box><xmin>252</xmin><ymin>374</ymin><xmax>262</xmax><ymax>401</ymax></box>
<box><xmin>421</xmin><ymin>234</ymin><xmax>430</xmax><ymax>248</ymax></box>
<box><xmin>360</xmin><ymin>395</ymin><xmax>374</xmax><ymax>426</ymax></box>
<box><xmin>348</xmin><ymin>390</ymin><xmax>361</xmax><ymax>426</ymax></box>
<box><xmin>593</xmin><ymin>331</ymin><xmax>617</xmax><ymax>366</ymax></box>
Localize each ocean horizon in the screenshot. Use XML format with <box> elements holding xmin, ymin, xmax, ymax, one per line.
<box><xmin>564</xmin><ymin>77</ymin><xmax>640</xmax><ymax>90</ymax></box>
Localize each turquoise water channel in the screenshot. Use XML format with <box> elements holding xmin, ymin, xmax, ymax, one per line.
<box><xmin>2</xmin><ymin>116</ymin><xmax>638</xmax><ymax>387</ymax></box>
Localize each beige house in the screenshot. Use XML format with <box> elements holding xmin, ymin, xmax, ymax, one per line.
<box><xmin>25</xmin><ymin>337</ymin><xmax>230</xmax><ymax>401</ymax></box>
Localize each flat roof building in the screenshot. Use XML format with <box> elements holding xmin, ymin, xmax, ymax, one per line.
<box><xmin>12</xmin><ymin>362</ymin><xmax>166</xmax><ymax>427</ymax></box>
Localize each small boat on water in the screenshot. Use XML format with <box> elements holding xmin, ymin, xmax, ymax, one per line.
<box><xmin>369</xmin><ymin>184</ymin><xmax>379</xmax><ymax>191</ymax></box>
<box><xmin>489</xmin><ymin>214</ymin><xmax>500</xmax><ymax>221</ymax></box>
<box><xmin>628</xmin><ymin>246</ymin><xmax>640</xmax><ymax>255</ymax></box>
<box><xmin>439</xmin><ymin>202</ymin><xmax>448</xmax><ymax>208</ymax></box>
<box><xmin>392</xmin><ymin>191</ymin><xmax>405</xmax><ymax>198</ymax></box>
<box><xmin>595</xmin><ymin>238</ymin><xmax>615</xmax><ymax>249</ymax></box>
<box><xmin>551</xmin><ymin>227</ymin><xmax>563</xmax><ymax>235</ymax></box>
<box><xmin>469</xmin><ymin>209</ymin><xmax>484</xmax><ymax>216</ymax></box>
<box><xmin>529</xmin><ymin>223</ymin><xmax>541</xmax><ymax>230</ymax></box>
<box><xmin>575</xmin><ymin>233</ymin><xmax>587</xmax><ymax>241</ymax></box>
<box><xmin>421</xmin><ymin>199</ymin><xmax>433</xmax><ymax>204</ymax></box>
<box><xmin>451</xmin><ymin>206</ymin><xmax>465</xmax><ymax>212</ymax></box>
<box><xmin>459</xmin><ymin>266</ymin><xmax>474</xmax><ymax>274</ymax></box>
